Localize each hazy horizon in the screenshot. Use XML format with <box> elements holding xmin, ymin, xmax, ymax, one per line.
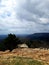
<box><xmin>0</xmin><ymin>32</ymin><xmax>49</xmax><ymax>35</ymax></box>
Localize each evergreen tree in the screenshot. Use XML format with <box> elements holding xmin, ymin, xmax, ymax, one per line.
<box><xmin>3</xmin><ymin>34</ymin><xmax>21</xmax><ymax>51</ymax></box>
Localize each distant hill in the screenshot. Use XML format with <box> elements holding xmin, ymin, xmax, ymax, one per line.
<box><xmin>0</xmin><ymin>33</ymin><xmax>49</xmax><ymax>43</ymax></box>
<box><xmin>0</xmin><ymin>35</ymin><xmax>8</xmax><ymax>39</ymax></box>
<box><xmin>0</xmin><ymin>35</ymin><xmax>8</xmax><ymax>43</ymax></box>
<box><xmin>0</xmin><ymin>33</ymin><xmax>49</xmax><ymax>50</ymax></box>
<box><xmin>26</xmin><ymin>33</ymin><xmax>49</xmax><ymax>41</ymax></box>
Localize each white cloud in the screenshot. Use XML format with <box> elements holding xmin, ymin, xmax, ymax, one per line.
<box><xmin>0</xmin><ymin>0</ymin><xmax>49</xmax><ymax>34</ymax></box>
<box><xmin>40</xmin><ymin>18</ymin><xmax>49</xmax><ymax>24</ymax></box>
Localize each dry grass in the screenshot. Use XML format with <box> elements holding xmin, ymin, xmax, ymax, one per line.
<box><xmin>0</xmin><ymin>48</ymin><xmax>49</xmax><ymax>65</ymax></box>
<box><xmin>0</xmin><ymin>56</ymin><xmax>45</xmax><ymax>65</ymax></box>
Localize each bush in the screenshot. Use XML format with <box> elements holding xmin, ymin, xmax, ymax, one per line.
<box><xmin>3</xmin><ymin>34</ymin><xmax>21</xmax><ymax>51</ymax></box>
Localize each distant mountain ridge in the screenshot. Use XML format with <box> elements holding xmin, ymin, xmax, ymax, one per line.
<box><xmin>0</xmin><ymin>33</ymin><xmax>49</xmax><ymax>43</ymax></box>
<box><xmin>27</xmin><ymin>33</ymin><xmax>49</xmax><ymax>41</ymax></box>
<box><xmin>0</xmin><ymin>35</ymin><xmax>8</xmax><ymax>39</ymax></box>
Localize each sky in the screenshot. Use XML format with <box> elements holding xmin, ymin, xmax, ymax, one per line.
<box><xmin>0</xmin><ymin>0</ymin><xmax>49</xmax><ymax>34</ymax></box>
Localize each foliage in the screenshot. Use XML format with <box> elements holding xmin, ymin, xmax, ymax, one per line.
<box><xmin>26</xmin><ymin>40</ymin><xmax>48</xmax><ymax>48</ymax></box>
<box><xmin>0</xmin><ymin>33</ymin><xmax>49</xmax><ymax>51</ymax></box>
<box><xmin>0</xmin><ymin>34</ymin><xmax>21</xmax><ymax>51</ymax></box>
<box><xmin>3</xmin><ymin>34</ymin><xmax>21</xmax><ymax>51</ymax></box>
<box><xmin>0</xmin><ymin>43</ymin><xmax>5</xmax><ymax>51</ymax></box>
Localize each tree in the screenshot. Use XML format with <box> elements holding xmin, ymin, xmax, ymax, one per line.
<box><xmin>26</xmin><ymin>40</ymin><xmax>33</xmax><ymax>48</ymax></box>
<box><xmin>3</xmin><ymin>34</ymin><xmax>21</xmax><ymax>51</ymax></box>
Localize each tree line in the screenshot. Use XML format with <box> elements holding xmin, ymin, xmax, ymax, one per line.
<box><xmin>0</xmin><ymin>34</ymin><xmax>49</xmax><ymax>51</ymax></box>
